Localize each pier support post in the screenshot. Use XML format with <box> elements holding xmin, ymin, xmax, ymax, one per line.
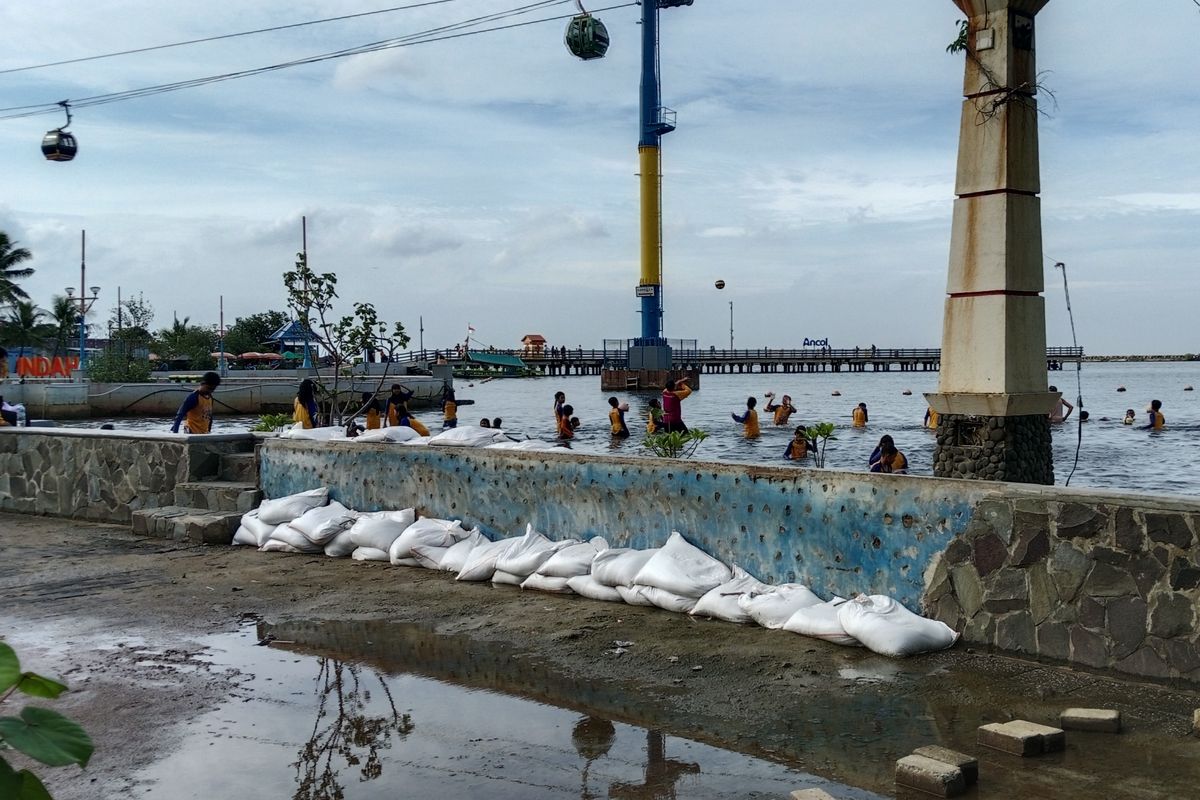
<box><xmin>926</xmin><ymin>0</ymin><xmax>1057</xmax><ymax>485</ymax></box>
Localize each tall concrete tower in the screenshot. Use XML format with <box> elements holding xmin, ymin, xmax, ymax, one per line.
<box><xmin>926</xmin><ymin>0</ymin><xmax>1057</xmax><ymax>484</ymax></box>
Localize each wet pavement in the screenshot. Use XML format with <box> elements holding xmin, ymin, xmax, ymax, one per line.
<box><xmin>3</xmin><ymin>513</ymin><xmax>1199</xmax><ymax>799</ymax></box>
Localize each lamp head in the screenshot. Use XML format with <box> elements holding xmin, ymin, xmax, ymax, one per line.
<box><xmin>65</xmin><ymin>287</ymin><xmax>75</xmax><ymax>298</ymax></box>
<box><xmin>89</xmin><ymin>286</ymin><xmax>101</xmax><ymax>296</ymax></box>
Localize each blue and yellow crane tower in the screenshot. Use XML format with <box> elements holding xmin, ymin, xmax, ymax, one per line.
<box><xmin>568</xmin><ymin>0</ymin><xmax>694</xmax><ymax>385</ymax></box>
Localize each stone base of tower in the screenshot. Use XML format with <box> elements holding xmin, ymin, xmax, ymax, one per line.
<box><xmin>933</xmin><ymin>413</ymin><xmax>1054</xmax><ymax>485</ymax></box>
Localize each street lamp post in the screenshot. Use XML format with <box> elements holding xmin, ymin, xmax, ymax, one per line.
<box><xmin>729</xmin><ymin>301</ymin><xmax>734</xmax><ymax>352</ymax></box>
<box><xmin>64</xmin><ymin>230</ymin><xmax>100</xmax><ymax>373</ymax></box>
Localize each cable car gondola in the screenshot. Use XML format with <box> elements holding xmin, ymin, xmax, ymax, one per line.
<box><xmin>565</xmin><ymin>2</ymin><xmax>609</xmax><ymax>61</ymax></box>
<box><xmin>42</xmin><ymin>101</ymin><xmax>78</xmax><ymax>162</ymax></box>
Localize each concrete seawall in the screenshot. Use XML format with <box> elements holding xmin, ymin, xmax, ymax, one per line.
<box><xmin>2</xmin><ymin>428</ymin><xmax>1198</xmax><ymax>685</ymax></box>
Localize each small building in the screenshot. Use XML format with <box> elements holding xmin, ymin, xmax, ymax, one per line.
<box><xmin>521</xmin><ymin>334</ymin><xmax>547</xmax><ymax>356</ymax></box>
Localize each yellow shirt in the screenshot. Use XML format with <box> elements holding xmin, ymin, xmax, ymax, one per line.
<box><xmin>742</xmin><ymin>408</ymin><xmax>760</xmax><ymax>439</ymax></box>
<box><xmin>852</xmin><ymin>407</ymin><xmax>867</xmax><ymax>427</ymax></box>
<box><xmin>365</xmin><ymin>408</ymin><xmax>381</xmax><ymax>430</ymax></box>
<box><xmin>186</xmin><ymin>394</ymin><xmax>213</xmax><ymax>434</ymax></box>
<box><xmin>773</xmin><ymin>405</ymin><xmax>793</xmax><ymax>426</ymax></box>
<box><xmin>926</xmin><ymin>408</ymin><xmax>939</xmax><ymax>430</ymax></box>
<box><xmin>1150</xmin><ymin>411</ymin><xmax>1165</xmax><ymax>430</ymax></box>
<box><xmin>444</xmin><ymin>400</ymin><xmax>457</xmax><ymax>422</ymax></box>
<box><xmin>293</xmin><ymin>397</ymin><xmax>314</xmax><ymax>429</ymax></box>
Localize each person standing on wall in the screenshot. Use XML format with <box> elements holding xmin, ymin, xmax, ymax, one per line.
<box><xmin>170</xmin><ymin>371</ymin><xmax>221</xmax><ymax>434</ymax></box>
<box><xmin>293</xmin><ymin>378</ymin><xmax>319</xmax><ymax>429</ymax></box>
<box><xmin>661</xmin><ymin>375</ymin><xmax>692</xmax><ymax>434</ymax></box>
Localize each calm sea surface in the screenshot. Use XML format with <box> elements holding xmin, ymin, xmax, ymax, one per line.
<box><xmin>78</xmin><ymin>362</ymin><xmax>1198</xmax><ymax>496</ymax></box>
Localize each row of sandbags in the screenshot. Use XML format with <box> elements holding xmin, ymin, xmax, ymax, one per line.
<box><xmin>233</xmin><ymin>488</ymin><xmax>959</xmax><ymax>658</ymax></box>
<box><xmin>279</xmin><ymin>423</ymin><xmax>563</xmax><ymax>451</ymax></box>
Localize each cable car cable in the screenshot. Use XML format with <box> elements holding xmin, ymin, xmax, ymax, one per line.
<box><xmin>0</xmin><ymin>0</ymin><xmax>462</xmax><ymax>75</ymax></box>
<box><xmin>2</xmin><ymin>1</ymin><xmax>636</xmax><ymax>121</ymax></box>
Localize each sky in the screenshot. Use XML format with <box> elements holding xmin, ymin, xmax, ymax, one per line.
<box><xmin>1</xmin><ymin>0</ymin><xmax>1198</xmax><ymax>356</ymax></box>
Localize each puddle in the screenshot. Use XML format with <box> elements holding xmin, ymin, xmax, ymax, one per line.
<box><xmin>134</xmin><ymin>622</ymin><xmax>886</xmax><ymax>799</ymax></box>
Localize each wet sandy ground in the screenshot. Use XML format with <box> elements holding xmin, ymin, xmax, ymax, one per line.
<box><xmin>2</xmin><ymin>512</ymin><xmax>1198</xmax><ymax>799</ymax></box>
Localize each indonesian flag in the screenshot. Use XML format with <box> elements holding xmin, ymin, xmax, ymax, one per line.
<box><xmin>467</xmin><ymin>324</ymin><xmax>476</xmax><ymax>332</ymax></box>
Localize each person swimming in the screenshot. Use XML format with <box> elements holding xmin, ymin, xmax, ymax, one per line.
<box><xmin>731</xmin><ymin>396</ymin><xmax>761</xmax><ymax>439</ymax></box>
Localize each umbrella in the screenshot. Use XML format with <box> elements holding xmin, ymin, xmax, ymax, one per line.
<box><xmin>282</xmin><ymin>351</ymin><xmax>302</xmax><ymax>360</ymax></box>
<box><xmin>261</xmin><ymin>353</ymin><xmax>284</xmax><ymax>360</ymax></box>
<box><xmin>239</xmin><ymin>352</ymin><xmax>264</xmax><ymax>359</ymax></box>
<box><xmin>211</xmin><ymin>351</ymin><xmax>237</xmax><ymax>359</ymax></box>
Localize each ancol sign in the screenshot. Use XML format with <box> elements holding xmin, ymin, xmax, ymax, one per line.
<box><xmin>803</xmin><ymin>338</ymin><xmax>830</xmax><ymax>347</ymax></box>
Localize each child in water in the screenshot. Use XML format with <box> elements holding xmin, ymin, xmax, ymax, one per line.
<box><xmin>646</xmin><ymin>397</ymin><xmax>663</xmax><ymax>434</ymax></box>
<box><xmin>557</xmin><ymin>404</ymin><xmax>575</xmax><ymax>439</ymax></box>
<box><xmin>731</xmin><ymin>396</ymin><xmax>761</xmax><ymax>439</ymax></box>
<box><xmin>783</xmin><ymin>425</ymin><xmax>812</xmax><ymax>461</ymax></box>
<box><xmin>852</xmin><ymin>402</ymin><xmax>868</xmax><ymax>428</ymax></box>
<box><xmin>608</xmin><ymin>396</ymin><xmax>630</xmax><ymax>438</ymax></box>
<box><xmin>1123</xmin><ymin>409</ymin><xmax>1136</xmax><ymax>425</ymax></box>
<box><xmin>1145</xmin><ymin>399</ymin><xmax>1165</xmax><ymax>430</ymax></box>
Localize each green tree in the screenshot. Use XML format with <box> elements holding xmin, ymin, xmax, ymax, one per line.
<box><xmin>804</xmin><ymin>422</ymin><xmax>837</xmax><ymax>468</ymax></box>
<box><xmin>0</xmin><ymin>232</ymin><xmax>34</xmax><ymax>307</ymax></box>
<box><xmin>106</xmin><ymin>294</ymin><xmax>155</xmax><ymax>345</ymax></box>
<box><xmin>223</xmin><ymin>310</ymin><xmax>289</xmax><ymax>356</ymax></box>
<box><xmin>46</xmin><ymin>295</ymin><xmax>77</xmax><ymax>360</ymax></box>
<box><xmin>1</xmin><ymin>301</ymin><xmax>53</xmax><ymax>359</ymax></box>
<box><xmin>284</xmin><ymin>252</ymin><xmax>409</xmax><ymax>425</ymax></box>
<box><xmin>154</xmin><ymin>317</ymin><xmax>217</xmax><ymax>370</ymax></box>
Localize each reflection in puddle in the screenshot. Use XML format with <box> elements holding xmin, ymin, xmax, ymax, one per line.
<box><xmin>136</xmin><ymin>623</ymin><xmax>886</xmax><ymax>800</ymax></box>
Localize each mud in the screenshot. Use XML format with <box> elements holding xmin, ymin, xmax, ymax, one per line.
<box><xmin>2</xmin><ymin>512</ymin><xmax>1198</xmax><ymax>799</ymax></box>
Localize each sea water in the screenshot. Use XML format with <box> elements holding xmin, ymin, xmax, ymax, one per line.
<box><xmin>78</xmin><ymin>361</ymin><xmax>1198</xmax><ymax>496</ymax></box>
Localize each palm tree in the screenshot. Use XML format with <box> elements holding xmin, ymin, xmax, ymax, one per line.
<box><xmin>47</xmin><ymin>295</ymin><xmax>77</xmax><ymax>360</ymax></box>
<box><xmin>2</xmin><ymin>300</ymin><xmax>53</xmax><ymax>359</ymax></box>
<box><xmin>0</xmin><ymin>232</ymin><xmax>35</xmax><ymax>307</ymax></box>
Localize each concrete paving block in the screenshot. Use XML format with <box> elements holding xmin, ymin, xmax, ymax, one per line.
<box><xmin>895</xmin><ymin>754</ymin><xmax>967</xmax><ymax>797</ymax></box>
<box><xmin>1060</xmin><ymin>707</ymin><xmax>1121</xmax><ymax>733</ymax></box>
<box><xmin>978</xmin><ymin>720</ymin><xmax>1065</xmax><ymax>756</ymax></box>
<box><xmin>912</xmin><ymin>745</ymin><xmax>978</xmax><ymax>785</ymax></box>
<box><xmin>791</xmin><ymin>790</ymin><xmax>838</xmax><ymax>800</ymax></box>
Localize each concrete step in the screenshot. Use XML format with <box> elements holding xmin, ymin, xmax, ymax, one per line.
<box><xmin>173</xmin><ymin>480</ymin><xmax>261</xmax><ymax>513</ymax></box>
<box><xmin>219</xmin><ymin>452</ymin><xmax>258</xmax><ymax>483</ymax></box>
<box><xmin>131</xmin><ymin>505</ymin><xmax>241</xmax><ymax>545</ymax></box>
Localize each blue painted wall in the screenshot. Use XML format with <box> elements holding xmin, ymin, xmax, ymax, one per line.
<box><xmin>260</xmin><ymin>440</ymin><xmax>993</xmax><ymax>609</ymax></box>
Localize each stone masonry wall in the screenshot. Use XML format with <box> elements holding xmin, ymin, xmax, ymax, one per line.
<box><xmin>0</xmin><ymin>429</ymin><xmax>252</xmax><ymax>523</ymax></box>
<box><xmin>934</xmin><ymin>414</ymin><xmax>1054</xmax><ymax>485</ymax></box>
<box><xmin>923</xmin><ymin>493</ymin><xmax>1200</xmax><ymax>683</ymax></box>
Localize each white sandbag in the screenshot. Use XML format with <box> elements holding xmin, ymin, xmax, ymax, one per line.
<box><xmin>782</xmin><ymin>598</ymin><xmax>859</xmax><ymax>646</ymax></box>
<box><xmin>633</xmin><ymin>532</ymin><xmax>732</xmax><ymax>599</ymax></box>
<box><xmin>290</xmin><ymin>501</ymin><xmax>357</xmax><ymax>546</ymax></box>
<box><xmin>491</xmin><ymin>570</ymin><xmax>525</xmax><ymax>586</ymax></box>
<box><xmin>402</xmin><ymin>436</ymin><xmax>432</xmax><ymax>446</ymax></box>
<box><xmin>486</xmin><ymin>439</ymin><xmax>562</xmax><ymax>451</ymax></box>
<box><xmin>591</xmin><ymin>548</ymin><xmax>660</xmax><ymax>588</ymax></box>
<box><xmin>615</xmin><ymin>585</ymin><xmax>656</xmax><ymax>606</ymax></box>
<box><xmin>351</xmin><ymin>546</ymin><xmax>390</xmax><ymax>562</ymax></box>
<box><xmin>521</xmin><ymin>574</ymin><xmax>573</xmax><ymax>593</ymax></box>
<box><xmin>566</xmin><ymin>574</ymin><xmax>625</xmax><ymax>602</ymax></box>
<box><xmin>266</xmin><ymin>524</ymin><xmax>325</xmax><ymax>554</ymax></box>
<box><xmin>353</xmin><ymin>426</ymin><xmax>421</xmax><ymax>443</ymax></box>
<box><xmin>438</xmin><ymin>530</ymin><xmax>488</xmax><ymax>572</ymax></box>
<box><xmin>495</xmin><ymin>524</ymin><xmax>574</xmax><ymax>578</ymax></box>
<box><xmin>410</xmin><ymin>545</ymin><xmax>451</xmax><ymax>570</ymax></box>
<box><xmin>690</xmin><ymin>566</ymin><xmax>772</xmax><ymax>624</ymax></box>
<box><xmin>259</xmin><ymin>540</ymin><xmax>305</xmax><ymax>553</ymax></box>
<box><xmin>281</xmin><ymin>425</ymin><xmax>347</xmax><ymax>441</ymax></box>
<box><xmin>257</xmin><ymin>487</ymin><xmax>329</xmax><ymax>525</ymax></box>
<box><xmin>389</xmin><ymin>517</ymin><xmax>465</xmax><ymax>564</ymax></box>
<box><xmin>537</xmin><ymin>538</ymin><xmax>609</xmax><ymax>578</ymax></box>
<box><xmin>836</xmin><ymin>595</ymin><xmax>958</xmax><ymax>657</ymax></box>
<box><xmin>392</xmin><ymin>557</ymin><xmax>421</xmax><ymax>567</ymax></box>
<box><xmin>323</xmin><ymin>530</ymin><xmax>357</xmax><ymax>558</ymax></box>
<box><xmin>232</xmin><ymin>526</ymin><xmax>258</xmax><ymax>546</ymax></box>
<box><xmin>737</xmin><ymin>584</ymin><xmax>824</xmax><ymax>629</ymax></box>
<box><xmin>234</xmin><ymin>509</ymin><xmax>278</xmax><ymax>547</ymax></box>
<box><xmin>428</xmin><ymin>425</ymin><xmax>510</xmax><ymax>448</ymax></box>
<box><xmin>456</xmin><ymin>536</ymin><xmax>518</xmax><ymax>582</ymax></box>
<box><xmin>625</xmin><ymin>584</ymin><xmax>697</xmax><ymax>614</ymax></box>
<box><xmin>348</xmin><ymin>509</ymin><xmax>417</xmax><ymax>551</ymax></box>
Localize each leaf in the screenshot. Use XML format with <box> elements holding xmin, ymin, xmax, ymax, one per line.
<box><xmin>0</xmin><ymin>707</ymin><xmax>93</xmax><ymax>767</ymax></box>
<box><xmin>0</xmin><ymin>756</ymin><xmax>21</xmax><ymax>795</ymax></box>
<box><xmin>16</xmin><ymin>769</ymin><xmax>53</xmax><ymax>800</ymax></box>
<box><xmin>16</xmin><ymin>673</ymin><xmax>67</xmax><ymax>700</ymax></box>
<box><xmin>0</xmin><ymin>643</ymin><xmax>19</xmax><ymax>693</ymax></box>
